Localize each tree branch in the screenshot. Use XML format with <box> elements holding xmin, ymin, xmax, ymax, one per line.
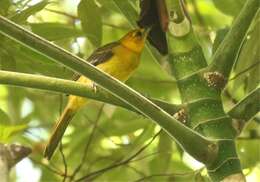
<box><xmin>0</xmin><ymin>70</ymin><xmax>179</xmax><ymax>115</ymax></box>
<box><xmin>208</xmin><ymin>0</ymin><xmax>259</xmax><ymax>78</ymax></box>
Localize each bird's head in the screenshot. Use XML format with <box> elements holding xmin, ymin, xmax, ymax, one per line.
<box><xmin>120</xmin><ymin>28</ymin><xmax>150</xmax><ymax>53</ymax></box>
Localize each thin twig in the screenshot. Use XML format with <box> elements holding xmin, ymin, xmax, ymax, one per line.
<box><xmin>84</xmin><ymin>148</ymin><xmax>172</xmax><ymax>174</ymax></box>
<box><xmin>59</xmin><ymin>143</ymin><xmax>68</xmax><ymax>182</ymax></box>
<box><xmin>75</xmin><ymin>130</ymin><xmax>162</xmax><ymax>182</ymax></box>
<box><xmin>130</xmin><ymin>151</ymin><xmax>172</xmax><ymax>163</ymax></box>
<box><xmin>58</xmin><ymin>93</ymin><xmax>68</xmax><ymax>182</ymax></box>
<box><xmin>83</xmin><ymin>112</ymin><xmax>147</xmax><ymax>147</ymax></box>
<box><xmin>83</xmin><ymin>113</ymin><xmax>128</xmax><ymax>146</ymax></box>
<box><xmin>44</xmin><ymin>8</ymin><xmax>129</xmax><ymax>30</ymax></box>
<box><xmin>45</xmin><ymin>8</ymin><xmax>77</xmax><ymax>19</ymax></box>
<box><xmin>30</xmin><ymin>158</ymin><xmax>67</xmax><ymax>177</ymax></box>
<box><xmin>133</xmin><ymin>173</ymin><xmax>182</xmax><ymax>182</ymax></box>
<box><xmin>70</xmin><ymin>104</ymin><xmax>105</xmax><ymax>181</ymax></box>
<box><xmin>125</xmin><ymin>164</ymin><xmax>146</xmax><ymax>177</ymax></box>
<box><xmin>133</xmin><ymin>168</ymin><xmax>204</xmax><ymax>182</ymax></box>
<box><xmin>86</xmin><ymin>156</ymin><xmax>115</xmax><ymax>174</ymax></box>
<box><xmin>133</xmin><ymin>172</ymin><xmax>193</xmax><ymax>182</ymax></box>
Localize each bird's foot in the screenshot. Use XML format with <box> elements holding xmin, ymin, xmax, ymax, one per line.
<box><xmin>92</xmin><ymin>82</ymin><xmax>98</xmax><ymax>93</ymax></box>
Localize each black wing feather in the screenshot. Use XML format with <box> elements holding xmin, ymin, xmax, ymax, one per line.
<box><xmin>88</xmin><ymin>41</ymin><xmax>119</xmax><ymax>66</ymax></box>
<box><xmin>71</xmin><ymin>41</ymin><xmax>119</xmax><ymax>81</ymax></box>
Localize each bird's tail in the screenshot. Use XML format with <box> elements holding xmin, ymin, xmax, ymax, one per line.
<box><xmin>44</xmin><ymin>106</ymin><xmax>76</xmax><ymax>160</ymax></box>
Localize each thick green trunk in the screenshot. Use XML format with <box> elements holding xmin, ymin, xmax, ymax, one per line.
<box><xmin>167</xmin><ymin>0</ymin><xmax>258</xmax><ymax>181</ymax></box>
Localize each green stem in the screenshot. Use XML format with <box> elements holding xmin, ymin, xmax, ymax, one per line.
<box><xmin>228</xmin><ymin>87</ymin><xmax>260</xmax><ymax>121</ymax></box>
<box><xmin>0</xmin><ymin>70</ymin><xmax>179</xmax><ymax>116</ymax></box>
<box><xmin>166</xmin><ymin>0</ymin><xmax>185</xmax><ymax>23</ymax></box>
<box><xmin>208</xmin><ymin>0</ymin><xmax>259</xmax><ymax>78</ymax></box>
<box><xmin>0</xmin><ymin>16</ymin><xmax>216</xmax><ymax>164</ymax></box>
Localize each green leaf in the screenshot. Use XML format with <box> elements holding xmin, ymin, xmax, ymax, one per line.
<box><xmin>212</xmin><ymin>28</ymin><xmax>229</xmax><ymax>54</ymax></box>
<box><xmin>191</xmin><ymin>1</ymin><xmax>232</xmax><ymax>29</ymax></box>
<box><xmin>2</xmin><ymin>39</ymin><xmax>73</xmax><ymax>78</ymax></box>
<box><xmin>10</xmin><ymin>1</ymin><xmax>48</xmax><ymax>23</ymax></box>
<box><xmin>149</xmin><ymin>132</ymin><xmax>172</xmax><ymax>177</ymax></box>
<box><xmin>30</xmin><ymin>23</ymin><xmax>84</xmax><ymax>41</ymax></box>
<box><xmin>112</xmin><ymin>0</ymin><xmax>138</xmax><ymax>26</ymax></box>
<box><xmin>213</xmin><ymin>0</ymin><xmax>246</xmax><ymax>16</ymax></box>
<box><xmin>231</xmin><ymin>12</ymin><xmax>260</xmax><ymax>94</ymax></box>
<box><xmin>0</xmin><ymin>123</ymin><xmax>27</xmax><ymax>142</ymax></box>
<box><xmin>0</xmin><ymin>109</ymin><xmax>11</xmax><ymax>125</ymax></box>
<box><xmin>0</xmin><ymin>0</ymin><xmax>11</xmax><ymax>16</ymax></box>
<box><xmin>0</xmin><ymin>42</ymin><xmax>17</xmax><ymax>70</ymax></box>
<box><xmin>237</xmin><ymin>139</ymin><xmax>260</xmax><ymax>168</ymax></box>
<box><xmin>78</xmin><ymin>0</ymin><xmax>102</xmax><ymax>47</ymax></box>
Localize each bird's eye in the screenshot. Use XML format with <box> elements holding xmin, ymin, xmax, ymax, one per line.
<box><xmin>135</xmin><ymin>31</ymin><xmax>142</xmax><ymax>37</ymax></box>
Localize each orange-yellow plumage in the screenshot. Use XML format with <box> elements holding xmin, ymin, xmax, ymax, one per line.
<box><xmin>44</xmin><ymin>28</ymin><xmax>149</xmax><ymax>159</ymax></box>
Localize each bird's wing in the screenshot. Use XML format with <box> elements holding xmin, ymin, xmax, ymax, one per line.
<box><xmin>71</xmin><ymin>41</ymin><xmax>120</xmax><ymax>81</ymax></box>
<box><xmin>88</xmin><ymin>41</ymin><xmax>120</xmax><ymax>66</ymax></box>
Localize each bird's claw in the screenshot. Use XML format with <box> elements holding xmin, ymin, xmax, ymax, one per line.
<box><xmin>92</xmin><ymin>82</ymin><xmax>98</xmax><ymax>93</ymax></box>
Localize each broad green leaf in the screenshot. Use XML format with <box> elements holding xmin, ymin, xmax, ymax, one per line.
<box><xmin>30</xmin><ymin>23</ymin><xmax>84</xmax><ymax>41</ymax></box>
<box><xmin>0</xmin><ymin>45</ymin><xmax>26</xmax><ymax>123</ymax></box>
<box><xmin>10</xmin><ymin>1</ymin><xmax>48</xmax><ymax>23</ymax></box>
<box><xmin>112</xmin><ymin>0</ymin><xmax>138</xmax><ymax>26</ymax></box>
<box><xmin>212</xmin><ymin>28</ymin><xmax>229</xmax><ymax>54</ymax></box>
<box><xmin>78</xmin><ymin>0</ymin><xmax>102</xmax><ymax>47</ymax></box>
<box><xmin>149</xmin><ymin>131</ymin><xmax>172</xmax><ymax>177</ymax></box>
<box><xmin>0</xmin><ymin>109</ymin><xmax>11</xmax><ymax>125</ymax></box>
<box><xmin>213</xmin><ymin>0</ymin><xmax>246</xmax><ymax>16</ymax></box>
<box><xmin>191</xmin><ymin>1</ymin><xmax>232</xmax><ymax>29</ymax></box>
<box><xmin>101</xmin><ymin>117</ymin><xmax>148</xmax><ymax>136</ymax></box>
<box><xmin>0</xmin><ymin>42</ymin><xmax>16</xmax><ymax>71</ymax></box>
<box><xmin>101</xmin><ymin>167</ymin><xmax>138</xmax><ymax>182</ymax></box>
<box><xmin>97</xmin><ymin>0</ymin><xmax>122</xmax><ymax>14</ymax></box>
<box><xmin>230</xmin><ymin>13</ymin><xmax>260</xmax><ymax>95</ymax></box>
<box><xmin>0</xmin><ymin>123</ymin><xmax>27</xmax><ymax>142</ymax></box>
<box><xmin>237</xmin><ymin>140</ymin><xmax>260</xmax><ymax>168</ymax></box>
<box><xmin>0</xmin><ymin>0</ymin><xmax>11</xmax><ymax>16</ymax></box>
<box><xmin>3</xmin><ymin>37</ymin><xmax>74</xmax><ymax>78</ymax></box>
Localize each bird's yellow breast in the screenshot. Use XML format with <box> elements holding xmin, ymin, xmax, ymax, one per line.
<box><xmin>97</xmin><ymin>45</ymin><xmax>140</xmax><ymax>82</ymax></box>
<box><xmin>68</xmin><ymin>45</ymin><xmax>141</xmax><ymax>110</ymax></box>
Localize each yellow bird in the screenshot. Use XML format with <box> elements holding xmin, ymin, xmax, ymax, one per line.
<box><xmin>44</xmin><ymin>28</ymin><xmax>150</xmax><ymax>159</ymax></box>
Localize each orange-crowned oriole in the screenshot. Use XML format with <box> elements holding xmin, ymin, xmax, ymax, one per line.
<box><xmin>44</xmin><ymin>28</ymin><xmax>150</xmax><ymax>159</ymax></box>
